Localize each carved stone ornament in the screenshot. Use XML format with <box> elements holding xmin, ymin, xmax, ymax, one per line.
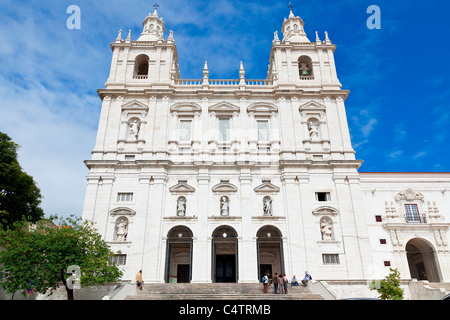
<box><xmin>395</xmin><ymin>188</ymin><xmax>424</xmax><ymax>202</ymax></box>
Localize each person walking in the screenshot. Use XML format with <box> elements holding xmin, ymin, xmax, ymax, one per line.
<box><xmin>136</xmin><ymin>270</ymin><xmax>144</xmax><ymax>290</ymax></box>
<box><xmin>283</xmin><ymin>273</ymin><xmax>289</xmax><ymax>294</ymax></box>
<box><xmin>272</xmin><ymin>273</ymin><xmax>278</xmax><ymax>294</ymax></box>
<box><xmin>277</xmin><ymin>274</ymin><xmax>285</xmax><ymax>294</ymax></box>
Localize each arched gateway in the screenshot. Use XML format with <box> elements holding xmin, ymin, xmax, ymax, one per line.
<box><xmin>165</xmin><ymin>226</ymin><xmax>193</xmax><ymax>283</ymax></box>
<box><xmin>212</xmin><ymin>225</ymin><xmax>238</xmax><ymax>283</ymax></box>
<box><xmin>406</xmin><ymin>238</ymin><xmax>441</xmax><ymax>282</ymax></box>
<box><xmin>257</xmin><ymin>225</ymin><xmax>285</xmax><ymax>281</ymax></box>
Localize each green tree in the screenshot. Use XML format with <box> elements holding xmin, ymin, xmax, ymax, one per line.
<box><xmin>0</xmin><ymin>132</ymin><xmax>44</xmax><ymax>230</ymax></box>
<box><xmin>370</xmin><ymin>268</ymin><xmax>404</xmax><ymax>300</ymax></box>
<box><xmin>0</xmin><ymin>215</ymin><xmax>123</xmax><ymax>300</ymax></box>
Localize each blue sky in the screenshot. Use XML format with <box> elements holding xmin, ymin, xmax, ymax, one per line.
<box><xmin>0</xmin><ymin>0</ymin><xmax>449</xmax><ymax>218</ymax></box>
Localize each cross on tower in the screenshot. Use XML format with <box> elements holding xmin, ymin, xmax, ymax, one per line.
<box><xmin>153</xmin><ymin>3</ymin><xmax>159</xmax><ymax>10</ymax></box>
<box><xmin>288</xmin><ymin>2</ymin><xmax>294</xmax><ymax>10</ymax></box>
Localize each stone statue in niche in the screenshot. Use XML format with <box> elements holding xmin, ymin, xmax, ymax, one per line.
<box><xmin>177</xmin><ymin>197</ymin><xmax>186</xmax><ymax>216</ymax></box>
<box><xmin>129</xmin><ymin>119</ymin><xmax>140</xmax><ymax>140</ymax></box>
<box><xmin>263</xmin><ymin>196</ymin><xmax>273</xmax><ymax>216</ymax></box>
<box><xmin>115</xmin><ymin>218</ymin><xmax>128</xmax><ymax>241</ymax></box>
<box><xmin>220</xmin><ymin>196</ymin><xmax>229</xmax><ymax>216</ymax></box>
<box><xmin>307</xmin><ymin>120</ymin><xmax>319</xmax><ymax>138</ymax></box>
<box><xmin>320</xmin><ymin>220</ymin><xmax>333</xmax><ymax>240</ymax></box>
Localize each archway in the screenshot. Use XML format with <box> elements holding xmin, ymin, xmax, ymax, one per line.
<box><xmin>212</xmin><ymin>225</ymin><xmax>238</xmax><ymax>283</ymax></box>
<box><xmin>406</xmin><ymin>238</ymin><xmax>441</xmax><ymax>282</ymax></box>
<box><xmin>165</xmin><ymin>226</ymin><xmax>193</xmax><ymax>283</ymax></box>
<box><xmin>257</xmin><ymin>225</ymin><xmax>284</xmax><ymax>281</ymax></box>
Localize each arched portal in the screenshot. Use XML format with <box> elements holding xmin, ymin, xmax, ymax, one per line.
<box><xmin>256</xmin><ymin>225</ymin><xmax>284</xmax><ymax>281</ymax></box>
<box><xmin>406</xmin><ymin>238</ymin><xmax>441</xmax><ymax>282</ymax></box>
<box><xmin>165</xmin><ymin>226</ymin><xmax>193</xmax><ymax>283</ymax></box>
<box><xmin>212</xmin><ymin>225</ymin><xmax>238</xmax><ymax>283</ymax></box>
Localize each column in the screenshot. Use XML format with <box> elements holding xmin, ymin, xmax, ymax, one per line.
<box><xmin>239</xmin><ymin>169</ymin><xmax>257</xmax><ymax>283</ymax></box>
<box><xmin>92</xmin><ymin>96</ymin><xmax>112</xmax><ymax>155</ymax></box>
<box><xmin>191</xmin><ymin>170</ymin><xmax>211</xmax><ymax>282</ymax></box>
<box><xmin>142</xmin><ymin>173</ymin><xmax>167</xmax><ymax>283</ymax></box>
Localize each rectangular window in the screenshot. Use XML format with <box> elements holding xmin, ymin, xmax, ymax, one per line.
<box><xmin>380</xmin><ymin>239</ymin><xmax>387</xmax><ymax>244</ymax></box>
<box><xmin>316</xmin><ymin>192</ymin><xmax>331</xmax><ymax>202</ymax></box>
<box><xmin>405</xmin><ymin>204</ymin><xmax>420</xmax><ymax>222</ymax></box>
<box><xmin>384</xmin><ymin>261</ymin><xmax>391</xmax><ymax>267</ymax></box>
<box><xmin>257</xmin><ymin>120</ymin><xmax>269</xmax><ymax>142</ymax></box>
<box><xmin>322</xmin><ymin>254</ymin><xmax>340</xmax><ymax>265</ymax></box>
<box><xmin>375</xmin><ymin>215</ymin><xmax>383</xmax><ymax>222</ymax></box>
<box><xmin>117</xmin><ymin>193</ymin><xmax>133</xmax><ymax>202</ymax></box>
<box><xmin>218</xmin><ymin>118</ymin><xmax>230</xmax><ymax>142</ymax></box>
<box><xmin>111</xmin><ymin>254</ymin><xmax>127</xmax><ymax>266</ymax></box>
<box><xmin>179</xmin><ymin>120</ymin><xmax>192</xmax><ymax>142</ymax></box>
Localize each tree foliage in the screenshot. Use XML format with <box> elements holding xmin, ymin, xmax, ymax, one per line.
<box><xmin>0</xmin><ymin>215</ymin><xmax>123</xmax><ymax>300</ymax></box>
<box><xmin>370</xmin><ymin>268</ymin><xmax>404</xmax><ymax>300</ymax></box>
<box><xmin>0</xmin><ymin>132</ymin><xmax>44</xmax><ymax>230</ymax></box>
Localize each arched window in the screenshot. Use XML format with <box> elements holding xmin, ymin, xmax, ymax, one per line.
<box><xmin>134</xmin><ymin>54</ymin><xmax>149</xmax><ymax>79</ymax></box>
<box><xmin>298</xmin><ymin>55</ymin><xmax>313</xmax><ymax>79</ymax></box>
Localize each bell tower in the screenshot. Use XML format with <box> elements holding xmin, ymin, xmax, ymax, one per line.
<box><xmin>267</xmin><ymin>8</ymin><xmax>342</xmax><ymax>90</ymax></box>
<box><xmin>138</xmin><ymin>7</ymin><xmax>166</xmax><ymax>42</ymax></box>
<box><xmin>104</xmin><ymin>6</ymin><xmax>179</xmax><ymax>88</ymax></box>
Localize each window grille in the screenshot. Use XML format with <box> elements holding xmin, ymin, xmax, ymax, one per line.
<box><xmin>257</xmin><ymin>120</ymin><xmax>269</xmax><ymax>142</ymax></box>
<box><xmin>117</xmin><ymin>193</ymin><xmax>133</xmax><ymax>202</ymax></box>
<box><xmin>322</xmin><ymin>254</ymin><xmax>340</xmax><ymax>265</ymax></box>
<box><xmin>179</xmin><ymin>120</ymin><xmax>192</xmax><ymax>142</ymax></box>
<box><xmin>111</xmin><ymin>254</ymin><xmax>127</xmax><ymax>266</ymax></box>
<box><xmin>218</xmin><ymin>118</ymin><xmax>230</xmax><ymax>142</ymax></box>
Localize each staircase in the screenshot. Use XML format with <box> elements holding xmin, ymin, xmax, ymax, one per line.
<box><xmin>125</xmin><ymin>283</ymin><xmax>324</xmax><ymax>300</ymax></box>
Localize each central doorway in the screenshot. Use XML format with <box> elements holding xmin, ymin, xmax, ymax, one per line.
<box><xmin>212</xmin><ymin>225</ymin><xmax>238</xmax><ymax>283</ymax></box>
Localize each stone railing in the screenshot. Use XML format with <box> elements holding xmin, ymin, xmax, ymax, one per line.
<box><xmin>174</xmin><ymin>79</ymin><xmax>273</xmax><ymax>86</ymax></box>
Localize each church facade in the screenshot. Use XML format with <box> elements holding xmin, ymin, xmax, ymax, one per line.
<box><xmin>81</xmin><ymin>8</ymin><xmax>450</xmax><ymax>288</ymax></box>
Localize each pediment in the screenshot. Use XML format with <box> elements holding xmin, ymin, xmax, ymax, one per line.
<box><xmin>254</xmin><ymin>182</ymin><xmax>280</xmax><ymax>194</ymax></box>
<box><xmin>247</xmin><ymin>102</ymin><xmax>278</xmax><ymax>115</ymax></box>
<box><xmin>312</xmin><ymin>206</ymin><xmax>339</xmax><ymax>216</ymax></box>
<box><xmin>110</xmin><ymin>207</ymin><xmax>136</xmax><ymax>216</ymax></box>
<box><xmin>121</xmin><ymin>99</ymin><xmax>149</xmax><ymax>111</ymax></box>
<box><xmin>209</xmin><ymin>101</ymin><xmax>240</xmax><ymax>114</ymax></box>
<box><xmin>212</xmin><ymin>181</ymin><xmax>238</xmax><ymax>193</ymax></box>
<box><xmin>169</xmin><ymin>181</ymin><xmax>196</xmax><ymax>194</ymax></box>
<box><xmin>298</xmin><ymin>100</ymin><xmax>326</xmax><ymax>112</ymax></box>
<box><xmin>170</xmin><ymin>102</ymin><xmax>202</xmax><ymax>115</ymax></box>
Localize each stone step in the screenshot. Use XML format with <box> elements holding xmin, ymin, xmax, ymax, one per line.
<box><xmin>124</xmin><ymin>283</ymin><xmax>324</xmax><ymax>300</ymax></box>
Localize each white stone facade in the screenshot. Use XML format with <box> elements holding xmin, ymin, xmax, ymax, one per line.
<box><xmin>81</xmin><ymin>9</ymin><xmax>450</xmax><ymax>285</ymax></box>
